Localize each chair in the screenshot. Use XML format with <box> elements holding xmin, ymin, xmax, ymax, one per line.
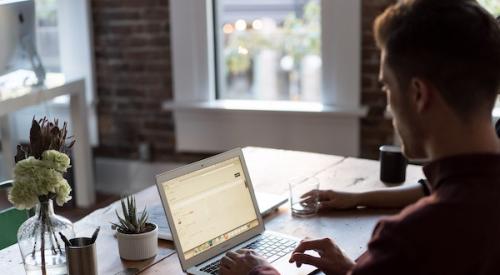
<box><xmin>0</xmin><ymin>180</ymin><xmax>29</xmax><ymax>249</ymax></box>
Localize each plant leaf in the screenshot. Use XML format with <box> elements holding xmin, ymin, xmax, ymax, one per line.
<box><xmin>120</xmin><ymin>198</ymin><xmax>129</xmax><ymax>222</ymax></box>
<box><xmin>113</xmin><ymin>195</ymin><xmax>150</xmax><ymax>234</ymax></box>
<box><xmin>14</xmin><ymin>145</ymin><xmax>27</xmax><ymax>163</ymax></box>
<box><xmin>29</xmin><ymin>118</ymin><xmax>42</xmax><ymax>159</ymax></box>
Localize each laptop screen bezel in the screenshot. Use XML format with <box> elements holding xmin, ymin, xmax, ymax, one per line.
<box><xmin>155</xmin><ymin>147</ymin><xmax>265</xmax><ymax>271</ymax></box>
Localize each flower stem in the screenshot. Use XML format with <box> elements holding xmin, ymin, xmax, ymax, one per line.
<box><xmin>40</xmin><ymin>207</ymin><xmax>47</xmax><ymax>275</ymax></box>
<box><xmin>47</xmin><ymin>214</ymin><xmax>63</xmax><ymax>254</ymax></box>
<box><xmin>31</xmin><ymin>214</ymin><xmax>41</xmax><ymax>257</ymax></box>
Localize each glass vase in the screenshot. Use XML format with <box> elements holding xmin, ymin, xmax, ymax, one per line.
<box><xmin>17</xmin><ymin>199</ymin><xmax>75</xmax><ymax>275</ymax></box>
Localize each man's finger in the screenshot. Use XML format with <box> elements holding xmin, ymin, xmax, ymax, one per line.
<box><xmin>236</xmin><ymin>248</ymin><xmax>255</xmax><ymax>254</ymax></box>
<box><xmin>219</xmin><ymin>265</ymin><xmax>231</xmax><ymax>275</ymax></box>
<box><xmin>225</xmin><ymin>251</ymin><xmax>240</xmax><ymax>260</ymax></box>
<box><xmin>300</xmin><ymin>190</ymin><xmax>317</xmax><ymax>199</ymax></box>
<box><xmin>289</xmin><ymin>253</ymin><xmax>327</xmax><ymax>269</ymax></box>
<box><xmin>220</xmin><ymin>255</ymin><xmax>235</xmax><ymax>268</ymax></box>
<box><xmin>301</xmin><ymin>190</ymin><xmax>329</xmax><ymax>200</ymax></box>
<box><xmin>292</xmin><ymin>238</ymin><xmax>333</xmax><ymax>254</ymax></box>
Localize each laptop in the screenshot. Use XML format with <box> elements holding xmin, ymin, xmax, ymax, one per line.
<box><xmin>155</xmin><ymin>148</ymin><xmax>317</xmax><ymax>275</ymax></box>
<box><xmin>149</xmin><ymin>192</ymin><xmax>288</xmax><ymax>241</ymax></box>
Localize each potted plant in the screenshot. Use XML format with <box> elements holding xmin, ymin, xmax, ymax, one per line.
<box><xmin>112</xmin><ymin>196</ymin><xmax>158</xmax><ymax>260</ymax></box>
<box><xmin>9</xmin><ymin>117</ymin><xmax>75</xmax><ymax>275</ymax></box>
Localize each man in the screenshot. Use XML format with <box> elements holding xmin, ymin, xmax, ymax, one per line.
<box><xmin>219</xmin><ymin>0</ymin><xmax>500</xmax><ymax>274</ymax></box>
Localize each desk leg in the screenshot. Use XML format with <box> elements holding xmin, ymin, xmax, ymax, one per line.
<box><xmin>0</xmin><ymin>115</ymin><xmax>17</xmax><ymax>180</ymax></box>
<box><xmin>69</xmin><ymin>82</ymin><xmax>96</xmax><ymax>208</ymax></box>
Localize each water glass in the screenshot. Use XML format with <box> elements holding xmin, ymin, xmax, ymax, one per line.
<box><xmin>289</xmin><ymin>177</ymin><xmax>320</xmax><ymax>217</ymax></box>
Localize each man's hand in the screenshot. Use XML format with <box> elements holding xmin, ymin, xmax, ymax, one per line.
<box><xmin>289</xmin><ymin>238</ymin><xmax>354</xmax><ymax>275</ymax></box>
<box><xmin>302</xmin><ymin>190</ymin><xmax>360</xmax><ymax>210</ymax></box>
<box><xmin>219</xmin><ymin>249</ymin><xmax>271</xmax><ymax>275</ymax></box>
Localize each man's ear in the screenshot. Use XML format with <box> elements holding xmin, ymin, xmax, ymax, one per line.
<box><xmin>410</xmin><ymin>77</ymin><xmax>432</xmax><ymax>113</ymax></box>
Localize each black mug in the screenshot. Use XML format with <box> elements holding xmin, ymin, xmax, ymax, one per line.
<box><xmin>379</xmin><ymin>145</ymin><xmax>407</xmax><ymax>184</ymax></box>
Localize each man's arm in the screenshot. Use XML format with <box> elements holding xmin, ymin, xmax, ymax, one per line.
<box><xmin>351</xmin><ymin>219</ymin><xmax>415</xmax><ymax>275</ymax></box>
<box><xmin>356</xmin><ymin>182</ymin><xmax>426</xmax><ymax>208</ymax></box>
<box><xmin>309</xmin><ymin>182</ymin><xmax>426</xmax><ymax>210</ymax></box>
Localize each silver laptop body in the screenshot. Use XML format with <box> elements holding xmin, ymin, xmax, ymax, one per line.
<box><xmin>155</xmin><ymin>148</ymin><xmax>316</xmax><ymax>275</ymax></box>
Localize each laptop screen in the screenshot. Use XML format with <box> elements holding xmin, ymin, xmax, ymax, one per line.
<box><xmin>160</xmin><ymin>156</ymin><xmax>259</xmax><ymax>260</ymax></box>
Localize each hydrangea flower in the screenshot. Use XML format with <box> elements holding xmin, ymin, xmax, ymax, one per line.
<box><xmin>8</xmin><ymin>154</ymin><xmax>72</xmax><ymax>209</ymax></box>
<box><xmin>42</xmin><ymin>150</ymin><xmax>71</xmax><ymax>173</ymax></box>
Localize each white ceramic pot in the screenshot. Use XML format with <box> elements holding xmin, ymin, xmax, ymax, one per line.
<box><xmin>116</xmin><ymin>223</ymin><xmax>158</xmax><ymax>261</ymax></box>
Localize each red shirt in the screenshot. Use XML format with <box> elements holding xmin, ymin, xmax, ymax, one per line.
<box><xmin>251</xmin><ymin>154</ymin><xmax>500</xmax><ymax>275</ymax></box>
<box><xmin>353</xmin><ymin>153</ymin><xmax>500</xmax><ymax>275</ymax></box>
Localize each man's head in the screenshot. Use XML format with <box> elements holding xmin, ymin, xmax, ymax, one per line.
<box><xmin>374</xmin><ymin>0</ymin><xmax>500</xmax><ymax>159</ymax></box>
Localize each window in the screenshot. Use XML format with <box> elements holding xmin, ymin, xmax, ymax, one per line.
<box><xmin>215</xmin><ymin>0</ymin><xmax>321</xmax><ymax>102</ymax></box>
<box><xmin>35</xmin><ymin>0</ymin><xmax>60</xmax><ymax>72</ymax></box>
<box><xmin>168</xmin><ymin>0</ymin><xmax>364</xmax><ymax>156</ymax></box>
<box><xmin>478</xmin><ymin>0</ymin><xmax>500</xmax><ymax>15</ymax></box>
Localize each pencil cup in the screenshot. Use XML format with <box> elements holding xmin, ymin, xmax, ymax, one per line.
<box><xmin>65</xmin><ymin>237</ymin><xmax>98</xmax><ymax>275</ymax></box>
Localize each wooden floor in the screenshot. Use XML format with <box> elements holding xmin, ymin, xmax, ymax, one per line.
<box><xmin>0</xmin><ymin>189</ymin><xmax>120</xmax><ymax>222</ymax></box>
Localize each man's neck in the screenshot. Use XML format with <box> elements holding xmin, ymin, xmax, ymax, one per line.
<box><xmin>426</xmin><ymin>120</ymin><xmax>500</xmax><ymax>160</ymax></box>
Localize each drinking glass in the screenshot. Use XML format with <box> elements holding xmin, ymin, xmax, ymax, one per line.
<box><xmin>288</xmin><ymin>177</ymin><xmax>320</xmax><ymax>217</ymax></box>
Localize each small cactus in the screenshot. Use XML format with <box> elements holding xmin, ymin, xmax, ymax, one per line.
<box><xmin>112</xmin><ymin>196</ymin><xmax>153</xmax><ymax>234</ymax></box>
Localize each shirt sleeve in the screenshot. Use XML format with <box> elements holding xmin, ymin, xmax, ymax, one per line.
<box><xmin>351</xmin><ymin>219</ymin><xmax>417</xmax><ymax>275</ymax></box>
<box><xmin>249</xmin><ymin>265</ymin><xmax>281</xmax><ymax>275</ymax></box>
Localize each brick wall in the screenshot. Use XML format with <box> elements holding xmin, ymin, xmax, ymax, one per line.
<box><xmin>91</xmin><ymin>0</ymin><xmax>209</xmax><ymax>162</ymax></box>
<box><xmin>360</xmin><ymin>0</ymin><xmax>397</xmax><ymax>159</ymax></box>
<box><xmin>91</xmin><ymin>0</ymin><xmax>396</xmax><ymax>161</ymax></box>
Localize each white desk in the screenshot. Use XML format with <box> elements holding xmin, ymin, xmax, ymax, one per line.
<box><xmin>0</xmin><ymin>74</ymin><xmax>95</xmax><ymax>207</ymax></box>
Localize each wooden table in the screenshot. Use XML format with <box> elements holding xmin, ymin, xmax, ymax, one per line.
<box><xmin>0</xmin><ymin>147</ymin><xmax>424</xmax><ymax>274</ymax></box>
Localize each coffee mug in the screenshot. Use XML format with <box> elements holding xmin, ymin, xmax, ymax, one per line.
<box><xmin>379</xmin><ymin>145</ymin><xmax>407</xmax><ymax>184</ymax></box>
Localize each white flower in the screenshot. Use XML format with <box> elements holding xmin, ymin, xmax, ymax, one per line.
<box><xmin>8</xmin><ymin>178</ymin><xmax>39</xmax><ymax>210</ymax></box>
<box><xmin>42</xmin><ymin>150</ymin><xmax>71</xmax><ymax>173</ymax></box>
<box><xmin>8</xmin><ymin>153</ymin><xmax>72</xmax><ymax>209</ymax></box>
<box><xmin>54</xmin><ymin>180</ymin><xmax>72</xmax><ymax>206</ymax></box>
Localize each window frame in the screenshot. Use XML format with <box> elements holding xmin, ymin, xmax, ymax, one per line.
<box><xmin>167</xmin><ymin>0</ymin><xmax>366</xmax><ymax>156</ymax></box>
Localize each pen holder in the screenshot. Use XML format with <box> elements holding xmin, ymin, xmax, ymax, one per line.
<box><xmin>65</xmin><ymin>237</ymin><xmax>98</xmax><ymax>275</ymax></box>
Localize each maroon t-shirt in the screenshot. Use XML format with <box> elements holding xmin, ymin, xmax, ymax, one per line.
<box><xmin>251</xmin><ymin>154</ymin><xmax>500</xmax><ymax>275</ymax></box>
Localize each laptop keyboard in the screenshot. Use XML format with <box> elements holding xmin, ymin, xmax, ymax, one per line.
<box><xmin>199</xmin><ymin>234</ymin><xmax>297</xmax><ymax>275</ymax></box>
<box><xmin>200</xmin><ymin>260</ymin><xmax>221</xmax><ymax>275</ymax></box>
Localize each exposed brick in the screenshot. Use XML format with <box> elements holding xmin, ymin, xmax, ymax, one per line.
<box><xmin>92</xmin><ymin>0</ymin><xmax>397</xmax><ymax>161</ymax></box>
<box><xmin>91</xmin><ymin>0</ymin><xmax>184</xmax><ymax>161</ymax></box>
<box><xmin>361</xmin><ymin>0</ymin><xmax>398</xmax><ymax>159</ymax></box>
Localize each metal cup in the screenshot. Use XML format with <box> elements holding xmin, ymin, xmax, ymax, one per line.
<box><xmin>65</xmin><ymin>237</ymin><xmax>97</xmax><ymax>275</ymax></box>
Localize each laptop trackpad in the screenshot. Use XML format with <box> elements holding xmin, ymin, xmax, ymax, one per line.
<box><xmin>273</xmin><ymin>252</ymin><xmax>319</xmax><ymax>275</ymax></box>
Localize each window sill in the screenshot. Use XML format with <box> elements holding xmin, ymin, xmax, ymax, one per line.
<box><xmin>163</xmin><ymin>100</ymin><xmax>366</xmax><ymax>156</ymax></box>
<box><xmin>162</xmin><ymin>100</ymin><xmax>368</xmax><ymax>118</ymax></box>
<box><xmin>387</xmin><ymin>108</ymin><xmax>500</xmax><ymax>120</ymax></box>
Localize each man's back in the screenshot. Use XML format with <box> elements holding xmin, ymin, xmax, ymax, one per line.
<box><xmin>353</xmin><ymin>154</ymin><xmax>500</xmax><ymax>275</ymax></box>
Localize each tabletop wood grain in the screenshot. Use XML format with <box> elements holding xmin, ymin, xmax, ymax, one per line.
<box><xmin>0</xmin><ymin>147</ymin><xmax>424</xmax><ymax>274</ymax></box>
